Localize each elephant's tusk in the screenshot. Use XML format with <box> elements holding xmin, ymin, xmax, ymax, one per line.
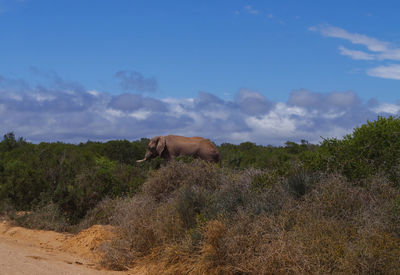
<box><xmin>136</xmin><ymin>159</ymin><xmax>146</xmax><ymax>163</ymax></box>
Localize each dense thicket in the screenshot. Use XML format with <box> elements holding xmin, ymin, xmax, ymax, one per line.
<box><xmin>0</xmin><ymin>135</ymin><xmax>150</xmax><ymax>223</ymax></box>
<box><xmin>308</xmin><ymin>116</ymin><xmax>400</xmax><ymax>184</ymax></box>
<box><xmin>0</xmin><ymin>131</ymin><xmax>318</xmax><ymax>224</ymax></box>
<box><xmin>1</xmin><ymin>116</ymin><xmax>400</xmax><ymax>273</ymax></box>
<box><xmin>101</xmin><ymin>162</ymin><xmax>400</xmax><ymax>274</ymax></box>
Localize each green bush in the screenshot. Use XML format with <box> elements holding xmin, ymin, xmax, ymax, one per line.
<box><xmin>308</xmin><ymin>116</ymin><xmax>400</xmax><ymax>184</ymax></box>
<box><xmin>219</xmin><ymin>140</ymin><xmax>315</xmax><ymax>171</ymax></box>
<box><xmin>0</xmin><ymin>134</ymin><xmax>149</xmax><ymax>226</ymax></box>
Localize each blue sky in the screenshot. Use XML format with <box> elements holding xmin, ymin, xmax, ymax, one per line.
<box><xmin>0</xmin><ymin>0</ymin><xmax>399</xmax><ymax>145</ymax></box>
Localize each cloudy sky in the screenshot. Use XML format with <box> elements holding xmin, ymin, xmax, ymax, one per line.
<box><xmin>1</xmin><ymin>0</ymin><xmax>399</xmax><ymax>145</ymax></box>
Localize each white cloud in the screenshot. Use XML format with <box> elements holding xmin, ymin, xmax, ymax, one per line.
<box><xmin>311</xmin><ymin>24</ymin><xmax>400</xmax><ymax>80</ymax></box>
<box><xmin>310</xmin><ymin>25</ymin><xmax>389</xmax><ymax>52</ymax></box>
<box><xmin>371</xmin><ymin>103</ymin><xmax>400</xmax><ymax>114</ymax></box>
<box><xmin>367</xmin><ymin>64</ymin><xmax>400</xmax><ymax>80</ymax></box>
<box><xmin>246</xmin><ymin>110</ymin><xmax>297</xmax><ymax>137</ymax></box>
<box><xmin>87</xmin><ymin>90</ymin><xmax>100</xmax><ymax>96</ymax></box>
<box><xmin>339</xmin><ymin>46</ymin><xmax>376</xmax><ymax>60</ymax></box>
<box><xmin>129</xmin><ymin>109</ymin><xmax>151</xmax><ymax>120</ymax></box>
<box><xmin>0</xmin><ymin>74</ymin><xmax>398</xmax><ymax>145</ymax></box>
<box><xmin>322</xmin><ymin>111</ymin><xmax>346</xmax><ymax>119</ymax></box>
<box><xmin>277</xmin><ymin>103</ymin><xmax>307</xmax><ymax>117</ymax></box>
<box><xmin>379</xmin><ymin>49</ymin><xmax>400</xmax><ymax>61</ymax></box>
<box><xmin>104</xmin><ymin>108</ymin><xmax>124</xmax><ymax>118</ymax></box>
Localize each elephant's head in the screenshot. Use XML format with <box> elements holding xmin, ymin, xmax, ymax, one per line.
<box><xmin>137</xmin><ymin>136</ymin><xmax>166</xmax><ymax>162</ymax></box>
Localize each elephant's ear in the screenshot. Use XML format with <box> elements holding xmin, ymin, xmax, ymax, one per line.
<box><xmin>156</xmin><ymin>136</ymin><xmax>166</xmax><ymax>155</ymax></box>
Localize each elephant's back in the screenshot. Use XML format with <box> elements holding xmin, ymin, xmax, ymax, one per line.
<box><xmin>165</xmin><ymin>135</ymin><xmax>219</xmax><ymax>162</ymax></box>
<box><xmin>166</xmin><ymin>135</ymin><xmax>214</xmax><ymax>147</ymax></box>
<box><xmin>198</xmin><ymin>139</ymin><xmax>220</xmax><ymax>162</ymax></box>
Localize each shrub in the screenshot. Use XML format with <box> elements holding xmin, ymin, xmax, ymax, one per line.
<box><xmin>0</xmin><ymin>136</ymin><xmax>149</xmax><ymax>226</ymax></box>
<box><xmin>142</xmin><ymin>160</ymin><xmax>222</xmax><ymax>202</ymax></box>
<box><xmin>77</xmin><ymin>197</ymin><xmax>122</xmax><ymax>232</ymax></box>
<box><xmin>14</xmin><ymin>202</ymin><xmax>69</xmax><ymax>232</ymax></box>
<box><xmin>174</xmin><ymin>186</ymin><xmax>208</xmax><ymax>230</ymax></box>
<box><xmin>286</xmin><ymin>163</ymin><xmax>319</xmax><ymax>198</ymax></box>
<box><xmin>217</xmin><ymin>174</ymin><xmax>400</xmax><ymax>274</ymax></box>
<box><xmin>102</xmin><ymin>160</ymin><xmax>225</xmax><ymax>269</ymax></box>
<box><xmin>309</xmin><ymin>116</ymin><xmax>400</xmax><ymax>184</ymax></box>
<box><xmin>102</xmin><ymin>161</ymin><xmax>296</xmax><ymax>271</ymax></box>
<box><xmin>101</xmin><ymin>195</ymin><xmax>160</xmax><ymax>270</ymax></box>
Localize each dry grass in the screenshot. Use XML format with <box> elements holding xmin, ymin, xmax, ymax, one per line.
<box><xmin>217</xmin><ymin>175</ymin><xmax>400</xmax><ymax>274</ymax></box>
<box><xmin>100</xmin><ymin>161</ymin><xmax>400</xmax><ymax>274</ymax></box>
<box><xmin>77</xmin><ymin>197</ymin><xmax>121</xmax><ymax>232</ymax></box>
<box><xmin>13</xmin><ymin>202</ymin><xmax>69</xmax><ymax>232</ymax></box>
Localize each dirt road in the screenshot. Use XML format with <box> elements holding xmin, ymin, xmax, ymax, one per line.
<box><xmin>0</xmin><ymin>220</ymin><xmax>127</xmax><ymax>275</ymax></box>
<box><xmin>0</xmin><ymin>237</ymin><xmax>121</xmax><ymax>275</ymax></box>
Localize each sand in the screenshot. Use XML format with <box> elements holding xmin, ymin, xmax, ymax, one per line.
<box><xmin>0</xmin><ymin>219</ymin><xmax>131</xmax><ymax>275</ymax></box>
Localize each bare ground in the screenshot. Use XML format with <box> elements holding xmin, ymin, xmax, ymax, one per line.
<box><xmin>0</xmin><ymin>219</ymin><xmax>136</xmax><ymax>275</ymax></box>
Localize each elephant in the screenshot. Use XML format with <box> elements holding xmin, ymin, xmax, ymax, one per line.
<box><xmin>137</xmin><ymin>135</ymin><xmax>220</xmax><ymax>163</ymax></box>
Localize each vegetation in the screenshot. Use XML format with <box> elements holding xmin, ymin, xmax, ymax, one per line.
<box><xmin>307</xmin><ymin>116</ymin><xmax>400</xmax><ymax>184</ymax></box>
<box><xmin>1</xmin><ymin>116</ymin><xmax>400</xmax><ymax>273</ymax></box>
<box><xmin>0</xmin><ymin>135</ymin><xmax>150</xmax><ymax>225</ymax></box>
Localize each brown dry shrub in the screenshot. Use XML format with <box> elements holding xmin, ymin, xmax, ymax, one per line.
<box><xmin>142</xmin><ymin>160</ymin><xmax>224</xmax><ymax>201</ymax></box>
<box><xmin>195</xmin><ymin>220</ymin><xmax>228</xmax><ymax>273</ymax></box>
<box><xmin>217</xmin><ymin>210</ymin><xmax>306</xmax><ymax>274</ymax></box>
<box><xmin>101</xmin><ymin>194</ymin><xmax>190</xmax><ymax>270</ymax></box>
<box><xmin>100</xmin><ymin>195</ymin><xmax>159</xmax><ymax>270</ymax></box>
<box><xmin>101</xmin><ymin>164</ymin><xmax>400</xmax><ymax>274</ymax></box>
<box><xmin>216</xmin><ymin>174</ymin><xmax>400</xmax><ymax>274</ymax></box>
<box><xmin>137</xmin><ymin>220</ymin><xmax>232</xmax><ymax>275</ymax></box>
<box><xmin>339</xmin><ymin>228</ymin><xmax>400</xmax><ymax>274</ymax></box>
<box><xmin>204</xmin><ymin>169</ymin><xmax>292</xmax><ymax>220</ymax></box>
<box><xmin>14</xmin><ymin>202</ymin><xmax>69</xmax><ymax>232</ymax></box>
<box><xmin>77</xmin><ymin>197</ymin><xmax>121</xmax><ymax>232</ymax></box>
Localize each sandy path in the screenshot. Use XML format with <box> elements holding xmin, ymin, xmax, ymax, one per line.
<box><xmin>0</xmin><ymin>237</ymin><xmax>119</xmax><ymax>275</ymax></box>
<box><xmin>0</xmin><ymin>220</ymin><xmax>129</xmax><ymax>275</ymax></box>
